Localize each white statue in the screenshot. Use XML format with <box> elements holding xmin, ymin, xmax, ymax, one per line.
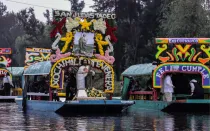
<box><xmin>76</xmin><ymin>59</ymin><xmax>95</xmax><ymax>97</ymax></box>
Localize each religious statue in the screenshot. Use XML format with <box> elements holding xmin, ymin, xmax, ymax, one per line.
<box><xmin>76</xmin><ymin>59</ymin><xmax>95</xmax><ymax>97</ymax></box>
<box><xmin>78</xmin><ymin>34</ymin><xmax>87</xmax><ymax>54</ymax></box>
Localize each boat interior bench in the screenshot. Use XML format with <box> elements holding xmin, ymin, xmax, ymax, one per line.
<box><xmin>129</xmin><ymin>90</ymin><xmax>157</xmax><ymax>100</ymax></box>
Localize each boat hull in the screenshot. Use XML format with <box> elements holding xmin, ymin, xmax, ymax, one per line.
<box><xmin>128</xmin><ymin>100</ymin><xmax>210</xmax><ymax>113</ymax></box>
<box><xmin>15</xmin><ymin>99</ymin><xmax>135</xmax><ymax>114</ymax></box>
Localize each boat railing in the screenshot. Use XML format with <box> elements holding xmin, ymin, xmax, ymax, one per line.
<box><xmin>26</xmin><ymin>92</ymin><xmax>49</xmax><ymax>100</ymax></box>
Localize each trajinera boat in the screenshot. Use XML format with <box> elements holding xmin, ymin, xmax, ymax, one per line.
<box><xmin>15</xmin><ymin>10</ymin><xmax>134</xmax><ymax>115</ymax></box>
<box><xmin>121</xmin><ymin>38</ymin><xmax>210</xmax><ymax>113</ymax></box>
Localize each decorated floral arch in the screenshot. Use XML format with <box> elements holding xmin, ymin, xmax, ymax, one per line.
<box><xmin>49</xmin><ymin>10</ymin><xmax>117</xmax><ymax>93</ymax></box>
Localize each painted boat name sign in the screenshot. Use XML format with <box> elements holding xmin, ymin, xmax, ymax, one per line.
<box><xmin>153</xmin><ymin>63</ymin><xmax>210</xmax><ymax>88</ymax></box>
<box><xmin>169</xmin><ymin>38</ymin><xmax>198</xmax><ymax>44</ymax></box>
<box><xmin>50</xmin><ymin>57</ymin><xmax>114</xmax><ymax>93</ymax></box>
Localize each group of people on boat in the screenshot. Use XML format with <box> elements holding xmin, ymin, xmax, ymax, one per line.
<box><xmin>126</xmin><ymin>73</ymin><xmax>204</xmax><ymax>102</ymax></box>
<box><xmin>28</xmin><ymin>75</ymin><xmax>49</xmax><ymax>94</ymax></box>
<box><xmin>161</xmin><ymin>73</ymin><xmax>204</xmax><ymax>102</ymax></box>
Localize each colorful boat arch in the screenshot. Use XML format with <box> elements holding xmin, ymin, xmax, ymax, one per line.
<box><xmin>0</xmin><ymin>68</ymin><xmax>12</xmax><ymax>78</ymax></box>
<box><xmin>50</xmin><ymin>57</ymin><xmax>114</xmax><ymax>93</ymax></box>
<box><xmin>153</xmin><ymin>63</ymin><xmax>210</xmax><ymax>88</ymax></box>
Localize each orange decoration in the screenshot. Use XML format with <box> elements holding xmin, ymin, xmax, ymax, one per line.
<box><xmin>159</xmin><ymin>56</ymin><xmax>170</xmax><ymax>63</ymax></box>
<box><xmin>198</xmin><ymin>58</ymin><xmax>210</xmax><ymax>64</ymax></box>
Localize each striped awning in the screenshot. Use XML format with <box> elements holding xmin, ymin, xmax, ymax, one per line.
<box><xmin>7</xmin><ymin>67</ymin><xmax>24</xmax><ymax>76</ymax></box>
<box><xmin>122</xmin><ymin>63</ymin><xmax>156</xmax><ymax>76</ymax></box>
<box><xmin>24</xmin><ymin>61</ymin><xmax>52</xmax><ymax>75</ymax></box>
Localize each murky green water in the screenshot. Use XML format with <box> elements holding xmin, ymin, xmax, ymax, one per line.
<box><xmin>0</xmin><ymin>103</ymin><xmax>209</xmax><ymax>131</ymax></box>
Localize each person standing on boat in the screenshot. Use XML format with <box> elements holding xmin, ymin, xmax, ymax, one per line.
<box><xmin>65</xmin><ymin>67</ymin><xmax>76</xmax><ymax>101</ymax></box>
<box><xmin>162</xmin><ymin>73</ymin><xmax>175</xmax><ymax>102</ymax></box>
<box><xmin>189</xmin><ymin>79</ymin><xmax>204</xmax><ymax>99</ymax></box>
<box><xmin>3</xmin><ymin>72</ymin><xmax>14</xmax><ymax>96</ymax></box>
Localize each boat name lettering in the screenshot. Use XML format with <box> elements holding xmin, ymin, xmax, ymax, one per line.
<box><xmin>156</xmin><ymin>65</ymin><xmax>209</xmax><ymax>79</ymax></box>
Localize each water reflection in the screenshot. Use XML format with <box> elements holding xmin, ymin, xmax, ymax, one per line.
<box><xmin>0</xmin><ymin>103</ymin><xmax>209</xmax><ymax>131</ymax></box>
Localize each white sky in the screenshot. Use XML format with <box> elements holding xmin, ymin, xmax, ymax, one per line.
<box><xmin>2</xmin><ymin>0</ymin><xmax>94</xmax><ymax>22</ymax></box>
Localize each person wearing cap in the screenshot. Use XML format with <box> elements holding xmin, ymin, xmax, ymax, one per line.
<box><xmin>189</xmin><ymin>79</ymin><xmax>204</xmax><ymax>99</ymax></box>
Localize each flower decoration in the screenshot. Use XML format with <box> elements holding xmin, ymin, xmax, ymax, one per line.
<box><xmin>95</xmin><ymin>33</ymin><xmax>109</xmax><ymax>55</ymax></box>
<box><xmin>106</xmin><ymin>20</ymin><xmax>117</xmax><ymax>43</ymax></box>
<box><xmin>93</xmin><ymin>18</ymin><xmax>107</xmax><ymax>34</ymax></box>
<box><xmin>79</xmin><ymin>19</ymin><xmax>92</xmax><ymax>31</ymax></box>
<box><xmin>105</xmin><ymin>35</ymin><xmax>113</xmax><ymax>53</ymax></box>
<box><xmin>60</xmin><ymin>32</ymin><xmax>73</xmax><ymax>53</ymax></box>
<box><xmin>66</xmin><ymin>17</ymin><xmax>80</xmax><ymax>32</ymax></box>
<box><xmin>50</xmin><ymin>18</ymin><xmax>66</xmax><ymax>38</ymax></box>
<box><xmin>52</xmin><ymin>33</ymin><xmax>61</xmax><ymax>50</ymax></box>
<box><xmin>50</xmin><ymin>48</ymin><xmax>71</xmax><ymax>62</ymax></box>
<box><xmin>95</xmin><ymin>50</ymin><xmax>115</xmax><ymax>64</ymax></box>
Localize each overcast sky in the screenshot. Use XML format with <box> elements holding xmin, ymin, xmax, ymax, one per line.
<box><xmin>2</xmin><ymin>0</ymin><xmax>94</xmax><ymax>22</ymax></box>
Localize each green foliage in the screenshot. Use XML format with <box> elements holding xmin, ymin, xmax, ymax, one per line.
<box><xmin>70</xmin><ymin>0</ymin><xmax>85</xmax><ymax>12</ymax></box>
<box><xmin>159</xmin><ymin>0</ymin><xmax>210</xmax><ymax>37</ymax></box>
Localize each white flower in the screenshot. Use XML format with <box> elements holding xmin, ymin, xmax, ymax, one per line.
<box><xmin>93</xmin><ymin>18</ymin><xmax>107</xmax><ymax>34</ymax></box>
<box><xmin>65</xmin><ymin>17</ymin><xmax>80</xmax><ymax>32</ymax></box>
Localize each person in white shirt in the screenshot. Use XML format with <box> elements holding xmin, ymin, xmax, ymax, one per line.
<box><xmin>162</xmin><ymin>73</ymin><xmax>175</xmax><ymax>102</ymax></box>
<box><xmin>3</xmin><ymin>72</ymin><xmax>14</xmax><ymax>96</ymax></box>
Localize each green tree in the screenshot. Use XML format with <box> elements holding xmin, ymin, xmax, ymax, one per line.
<box><xmin>69</xmin><ymin>0</ymin><xmax>85</xmax><ymax>12</ymax></box>
<box><xmin>91</xmin><ymin>0</ymin><xmax>161</xmax><ymax>80</ymax></box>
<box><xmin>159</xmin><ymin>0</ymin><xmax>210</xmax><ymax>37</ymax></box>
<box><xmin>0</xmin><ymin>2</ymin><xmax>25</xmax><ymax>66</ymax></box>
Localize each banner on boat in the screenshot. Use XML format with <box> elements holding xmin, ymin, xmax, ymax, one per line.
<box><xmin>50</xmin><ymin>57</ymin><xmax>114</xmax><ymax>93</ymax></box>
<box><xmin>153</xmin><ymin>63</ymin><xmax>210</xmax><ymax>88</ymax></box>
<box><xmin>53</xmin><ymin>10</ymin><xmax>116</xmax><ymax>19</ymax></box>
<box><xmin>155</xmin><ymin>38</ymin><xmax>210</xmax><ymax>44</ymax></box>
<box><xmin>25</xmin><ymin>48</ymin><xmax>51</xmax><ymax>69</ymax></box>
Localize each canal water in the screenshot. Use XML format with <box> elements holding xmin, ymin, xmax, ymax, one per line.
<box><xmin>0</xmin><ymin>103</ymin><xmax>209</xmax><ymax>131</ymax></box>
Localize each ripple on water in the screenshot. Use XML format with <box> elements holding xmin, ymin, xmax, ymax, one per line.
<box><xmin>0</xmin><ymin>103</ymin><xmax>209</xmax><ymax>130</ymax></box>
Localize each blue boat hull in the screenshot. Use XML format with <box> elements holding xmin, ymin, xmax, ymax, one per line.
<box><xmin>15</xmin><ymin>99</ymin><xmax>135</xmax><ymax>114</ymax></box>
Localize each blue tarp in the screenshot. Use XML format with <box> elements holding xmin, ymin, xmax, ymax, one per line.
<box><xmin>7</xmin><ymin>67</ymin><xmax>24</xmax><ymax>76</ymax></box>
<box><xmin>122</xmin><ymin>63</ymin><xmax>156</xmax><ymax>76</ymax></box>
<box><xmin>24</xmin><ymin>61</ymin><xmax>52</xmax><ymax>75</ymax></box>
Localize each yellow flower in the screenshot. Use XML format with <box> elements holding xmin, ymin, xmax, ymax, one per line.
<box><xmin>79</xmin><ymin>19</ymin><xmax>92</xmax><ymax>31</ymax></box>
<box><xmin>60</xmin><ymin>32</ymin><xmax>73</xmax><ymax>53</ymax></box>
<box><xmin>95</xmin><ymin>33</ymin><xmax>108</xmax><ymax>55</ymax></box>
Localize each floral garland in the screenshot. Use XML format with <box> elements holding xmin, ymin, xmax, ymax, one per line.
<box><xmin>50</xmin><ymin>17</ymin><xmax>117</xmax><ymax>65</ymax></box>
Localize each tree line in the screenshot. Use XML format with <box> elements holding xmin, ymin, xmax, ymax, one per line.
<box><xmin>0</xmin><ymin>0</ymin><xmax>210</xmax><ymax>80</ymax></box>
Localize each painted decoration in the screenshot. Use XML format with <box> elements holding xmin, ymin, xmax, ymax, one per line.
<box><xmin>0</xmin><ymin>56</ymin><xmax>11</xmax><ymax>67</ymax></box>
<box><xmin>155</xmin><ymin>38</ymin><xmax>210</xmax><ymax>64</ymax></box>
<box><xmin>153</xmin><ymin>63</ymin><xmax>210</xmax><ymax>88</ymax></box>
<box><xmin>0</xmin><ymin>48</ymin><xmax>12</xmax><ymax>54</ymax></box>
<box><xmin>0</xmin><ymin>68</ymin><xmax>12</xmax><ymax>78</ymax></box>
<box><xmin>25</xmin><ymin>48</ymin><xmax>51</xmax><ymax>68</ymax></box>
<box><xmin>50</xmin><ymin>57</ymin><xmax>114</xmax><ymax>93</ymax></box>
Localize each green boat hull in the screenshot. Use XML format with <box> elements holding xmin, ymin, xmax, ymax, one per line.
<box><xmin>127</xmin><ymin>100</ymin><xmax>210</xmax><ymax>113</ymax></box>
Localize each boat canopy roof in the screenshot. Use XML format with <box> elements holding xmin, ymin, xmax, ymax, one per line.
<box><xmin>24</xmin><ymin>61</ymin><xmax>52</xmax><ymax>76</ymax></box>
<box><xmin>7</xmin><ymin>67</ymin><xmax>24</xmax><ymax>76</ymax></box>
<box><xmin>122</xmin><ymin>63</ymin><xmax>156</xmax><ymax>76</ymax></box>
